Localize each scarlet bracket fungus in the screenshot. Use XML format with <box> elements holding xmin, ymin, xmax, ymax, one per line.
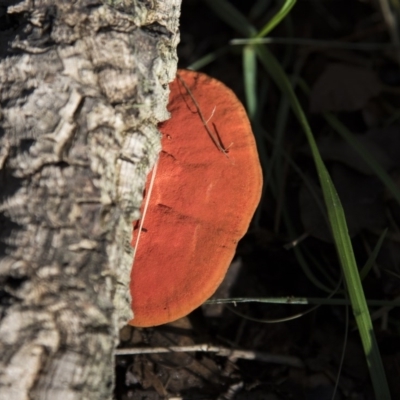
<box><xmin>130</xmin><ymin>69</ymin><xmax>262</xmax><ymax>327</ymax></box>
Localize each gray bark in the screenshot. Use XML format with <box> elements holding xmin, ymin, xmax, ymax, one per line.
<box><xmin>0</xmin><ymin>1</ymin><xmax>180</xmax><ymax>399</ymax></box>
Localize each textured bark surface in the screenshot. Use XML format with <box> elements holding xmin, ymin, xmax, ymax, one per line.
<box><xmin>0</xmin><ymin>1</ymin><xmax>180</xmax><ymax>399</ymax></box>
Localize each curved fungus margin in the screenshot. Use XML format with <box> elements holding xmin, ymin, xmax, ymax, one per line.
<box><xmin>129</xmin><ymin>69</ymin><xmax>263</xmax><ymax>327</ymax></box>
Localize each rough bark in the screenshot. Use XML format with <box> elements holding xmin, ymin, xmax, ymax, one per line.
<box><xmin>0</xmin><ymin>1</ymin><xmax>180</xmax><ymax>399</ymax></box>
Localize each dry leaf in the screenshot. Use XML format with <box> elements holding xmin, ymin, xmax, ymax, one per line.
<box><xmin>299</xmin><ymin>165</ymin><xmax>386</xmax><ymax>242</ymax></box>
<box><xmin>310</xmin><ymin>63</ymin><xmax>381</xmax><ymax>113</ymax></box>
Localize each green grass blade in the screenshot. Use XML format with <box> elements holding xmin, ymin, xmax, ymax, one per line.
<box><xmin>242</xmin><ymin>45</ymin><xmax>268</xmax><ymax>229</ymax></box>
<box><xmin>256</xmin><ymin>0</ymin><xmax>297</xmax><ymax>38</ymax></box>
<box><xmin>243</xmin><ymin>45</ymin><xmax>257</xmax><ymax>119</ymax></box>
<box><xmin>255</xmin><ymin>44</ymin><xmax>391</xmax><ymax>399</ymax></box>
<box><xmin>204</xmin><ymin>0</ymin><xmax>296</xmax><ymax>39</ymax></box>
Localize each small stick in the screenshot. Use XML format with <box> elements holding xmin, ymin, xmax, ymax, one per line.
<box><xmin>132</xmin><ymin>157</ymin><xmax>159</xmax><ymax>263</ymax></box>
<box><xmin>114</xmin><ymin>343</ymin><xmax>304</xmax><ymax>368</ymax></box>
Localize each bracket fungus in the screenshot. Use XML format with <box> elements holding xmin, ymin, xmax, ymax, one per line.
<box><xmin>130</xmin><ymin>69</ymin><xmax>262</xmax><ymax>327</ymax></box>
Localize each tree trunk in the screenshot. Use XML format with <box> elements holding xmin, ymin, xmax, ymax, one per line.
<box><xmin>0</xmin><ymin>1</ymin><xmax>180</xmax><ymax>399</ymax></box>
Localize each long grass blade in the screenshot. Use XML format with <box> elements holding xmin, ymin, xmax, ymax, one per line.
<box><xmin>255</xmin><ymin>44</ymin><xmax>391</xmax><ymax>400</ymax></box>
<box><xmin>243</xmin><ymin>45</ymin><xmax>257</xmax><ymax>119</ymax></box>
<box><xmin>256</xmin><ymin>0</ymin><xmax>297</xmax><ymax>38</ymax></box>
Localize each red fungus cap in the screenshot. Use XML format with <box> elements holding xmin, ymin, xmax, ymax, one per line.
<box><xmin>129</xmin><ymin>69</ymin><xmax>262</xmax><ymax>327</ymax></box>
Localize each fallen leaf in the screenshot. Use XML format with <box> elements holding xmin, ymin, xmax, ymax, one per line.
<box><xmin>310</xmin><ymin>63</ymin><xmax>381</xmax><ymax>113</ymax></box>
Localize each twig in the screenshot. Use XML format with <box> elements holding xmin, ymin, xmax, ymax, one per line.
<box><xmin>230</xmin><ymin>37</ymin><xmax>400</xmax><ymax>51</ymax></box>
<box><xmin>218</xmin><ymin>381</ymin><xmax>244</xmax><ymax>400</ymax></box>
<box><xmin>205</xmin><ymin>296</ymin><xmax>400</xmax><ymax>307</ymax></box>
<box><xmin>114</xmin><ymin>343</ymin><xmax>304</xmax><ymax>368</ymax></box>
